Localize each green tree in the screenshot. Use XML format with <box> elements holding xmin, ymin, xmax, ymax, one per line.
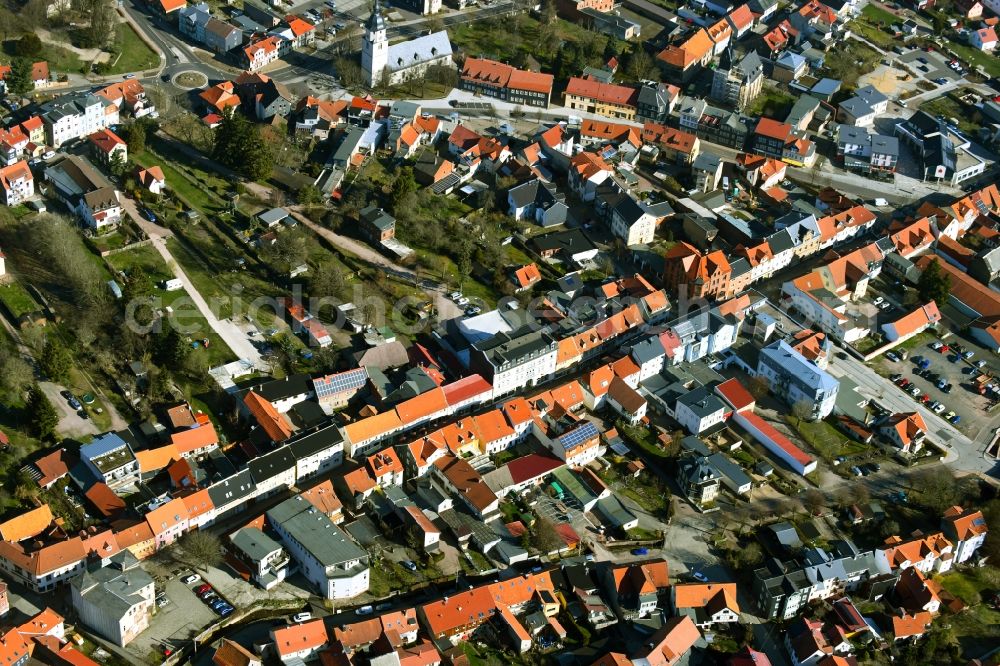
<box><xmin>917</xmin><ymin>258</ymin><xmax>951</xmax><ymax>307</ymax></box>
<box><xmin>108</xmin><ymin>150</ymin><xmax>128</xmax><ymax>177</ymax></box>
<box><xmin>13</xmin><ymin>33</ymin><xmax>42</xmax><ymax>57</ymax></box>
<box><xmin>26</xmin><ymin>385</ymin><xmax>58</xmax><ymax>440</ymax></box>
<box><xmin>154</xmin><ymin>324</ymin><xmax>188</xmax><ymax>367</ymax></box>
<box><xmin>298</xmin><ymin>184</ymin><xmax>322</xmax><ymax>205</ymax></box>
<box><xmin>40</xmin><ymin>338</ymin><xmax>72</xmax><ymax>383</ymax></box>
<box><xmin>123</xmin><ymin>121</ymin><xmax>147</xmax><ymax>156</ymax></box>
<box><xmin>391</xmin><ymin>167</ymin><xmax>417</xmax><ymax>213</ymax></box>
<box><xmin>6</xmin><ymin>58</ymin><xmax>33</xmax><ymax>97</ymax></box>
<box><xmin>212</xmin><ymin>110</ymin><xmax>274</xmax><ymax>181</ymax></box>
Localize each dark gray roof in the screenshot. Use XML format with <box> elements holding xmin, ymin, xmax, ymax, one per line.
<box><xmin>360</xmin><ymin>205</ymin><xmax>396</xmax><ymax>231</ymax></box>
<box><xmin>267</xmin><ymin>495</ymin><xmax>367</xmax><ymax>566</ymax></box>
<box><xmin>288</xmin><ymin>423</ymin><xmax>343</xmax><ymax>460</ymax></box>
<box><xmin>531</xmin><ymin>229</ymin><xmax>598</xmax><ymax>254</ymax></box>
<box><xmin>207</xmin><ymin>469</ymin><xmax>257</xmax><ymax>507</ymax></box>
<box><xmin>243</xmin><ymin>374</ymin><xmax>313</xmax><ymax>402</ymax></box>
<box><xmin>870</xmin><ymin>134</ymin><xmax>898</xmax><ymax>157</ymax></box>
<box><xmin>676</xmin><ymin>386</ymin><xmax>726</xmax><ymax>418</ymax></box>
<box><xmin>248</xmin><ymin>446</ymin><xmax>296</xmax><ymax>484</ymax></box>
<box><xmin>231</xmin><ymin>526</ymin><xmax>283</xmax><ymax>561</ymax></box>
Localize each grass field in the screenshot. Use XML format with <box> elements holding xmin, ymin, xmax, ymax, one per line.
<box><xmin>747</xmin><ymin>86</ymin><xmax>797</xmax><ymax>118</ymax></box>
<box><xmin>105</xmin><ymin>24</ymin><xmax>159</xmax><ymax>75</ymax></box>
<box><xmin>920</xmin><ymin>93</ymin><xmax>979</xmax><ymax>135</ymax></box>
<box><xmin>0</xmin><ymin>281</ymin><xmax>39</xmax><ymax>318</ymax></box>
<box><xmin>792</xmin><ymin>417</ymin><xmax>870</xmax><ymax>462</ymax></box>
<box><xmin>861</xmin><ymin>3</ymin><xmax>898</xmax><ymax>25</ymax></box>
<box><xmin>948</xmin><ymin>41</ymin><xmax>1000</xmax><ymax>78</ymax></box>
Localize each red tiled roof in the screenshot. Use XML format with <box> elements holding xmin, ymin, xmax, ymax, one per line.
<box><xmin>504</xmin><ymin>454</ymin><xmax>564</xmax><ymax>484</ymax></box>
<box><xmin>714</xmin><ymin>378</ymin><xmax>755</xmax><ymax>412</ymax></box>
<box><xmin>564</xmin><ymin>77</ymin><xmax>637</xmax><ymax>107</ymax></box>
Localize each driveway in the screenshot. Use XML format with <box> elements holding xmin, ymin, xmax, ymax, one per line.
<box><xmin>39</xmin><ymin>381</ymin><xmax>98</xmax><ymax>439</ymax></box>
<box><xmin>125</xmin><ymin>198</ymin><xmax>269</xmax><ymax>371</ymax></box>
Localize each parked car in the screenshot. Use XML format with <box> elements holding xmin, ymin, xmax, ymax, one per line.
<box><xmin>962</xmin><ymin>351</ymin><xmax>975</xmax><ymax>359</ymax></box>
<box><xmin>873</xmin><ymin>296</ymin><xmax>884</xmax><ymax>305</ymax></box>
<box><xmin>401</xmin><ymin>560</ymin><xmax>418</xmax><ymax>572</ymax></box>
<box><xmin>456</xmin><ymin>296</ymin><xmax>469</xmax><ymax>306</ymax></box>
<box><xmin>183</xmin><ymin>575</ymin><xmax>201</xmax><ymax>585</ymax></box>
<box><xmin>933</xmin><ymin>403</ymin><xmax>947</xmax><ymax>414</ymax></box>
<box><xmin>850</xmin><ymin>466</ymin><xmax>863</xmax><ymax>476</ymax></box>
<box><xmin>890</xmin><ymin>373</ymin><xmax>903</xmax><ymax>381</ymax></box>
<box><xmin>156</xmin><ymin>595</ymin><xmax>170</xmax><ymax>608</ymax></box>
<box><xmin>942</xmin><ymin>384</ymin><xmax>953</xmax><ymax>393</ymax></box>
<box><xmin>194</xmin><ymin>583</ymin><xmax>211</xmax><ymax>594</ymax></box>
<box><xmin>878</xmin><ymin>301</ymin><xmax>891</xmax><ymax>310</ymax></box>
<box><xmin>977</xmin><ymin>359</ymin><xmax>988</xmax><ymax>368</ymax></box>
<box><xmin>949</xmin><ymin>413</ymin><xmax>961</xmax><ymax>424</ymax></box>
<box><xmin>908</xmin><ymin>386</ymin><xmax>921</xmax><ymax>396</ymax></box>
<box><xmin>886</xmin><ymin>351</ymin><xmax>900</xmax><ymax>362</ymax></box>
<box><xmin>937</xmin><ymin>378</ymin><xmax>947</xmax><ymax>389</ymax></box>
<box><xmin>631</xmin><ymin>547</ymin><xmax>649</xmax><ymax>556</ymax></box>
<box><xmin>293</xmin><ymin>613</ymin><xmax>312</xmax><ymax>623</ymax></box>
<box><xmin>869</xmin><ymin>462</ymin><xmax>881</xmax><ymax>472</ymax></box>
<box><xmin>42</xmin><ymin>150</ymin><xmax>56</xmax><ymax>160</ymax></box>
<box><xmin>67</xmin><ymin>397</ymin><xmax>82</xmax><ymax>410</ymax></box>
<box><xmin>691</xmin><ymin>571</ymin><xmax>709</xmax><ymax>582</ymax></box>
<box><xmin>449</xmin><ymin>291</ymin><xmax>461</xmax><ymax>300</ymax></box>
<box><xmin>930</xmin><ymin>341</ymin><xmax>943</xmax><ymax>350</ymax></box>
<box><xmin>218</xmin><ymin>605</ymin><xmax>234</xmax><ymax>617</ymax></box>
<box><xmin>356</xmin><ymin>605</ymin><xmax>374</xmax><ymax>616</ymax></box>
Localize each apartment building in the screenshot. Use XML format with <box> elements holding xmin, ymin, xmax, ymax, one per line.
<box><xmin>459</xmin><ymin>58</ymin><xmax>553</xmax><ymax>108</ymax></box>
<box><xmin>40</xmin><ymin>92</ymin><xmax>119</xmax><ymax>148</ymax></box>
<box><xmin>0</xmin><ymin>161</ymin><xmax>33</xmax><ymax>206</ymax></box>
<box><xmin>70</xmin><ymin>551</ymin><xmax>154</xmax><ymax>647</ymax></box>
<box><xmin>563</xmin><ymin>78</ymin><xmax>638</xmax><ymax>120</ymax></box>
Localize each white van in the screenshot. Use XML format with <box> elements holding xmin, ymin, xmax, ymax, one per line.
<box><xmin>163</xmin><ymin>278</ymin><xmax>183</xmax><ymax>292</ymax></box>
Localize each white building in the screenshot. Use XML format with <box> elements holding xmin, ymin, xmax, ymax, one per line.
<box><xmin>70</xmin><ymin>551</ymin><xmax>155</xmax><ymax>647</ymax></box>
<box><xmin>0</xmin><ymin>160</ymin><xmax>34</xmax><ymax>206</ymax></box>
<box><xmin>361</xmin><ymin>0</ymin><xmax>453</xmax><ymax>87</ymax></box>
<box><xmin>266</xmin><ymin>496</ymin><xmax>370</xmax><ymax>599</ymax></box>
<box><xmin>41</xmin><ymin>92</ymin><xmax>119</xmax><ymax>148</ymax></box>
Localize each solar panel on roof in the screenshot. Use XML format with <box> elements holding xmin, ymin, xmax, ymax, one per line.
<box><xmin>314</xmin><ymin>369</ymin><xmax>367</xmax><ymax>398</ymax></box>
<box><xmin>558</xmin><ymin>421</ymin><xmax>599</xmax><ymax>450</ymax></box>
<box><xmin>974</xmin><ymin>199</ymin><xmax>990</xmax><ymax>216</ymax></box>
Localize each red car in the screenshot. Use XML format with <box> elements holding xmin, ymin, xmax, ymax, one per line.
<box><xmin>195</xmin><ymin>584</ymin><xmax>212</xmax><ymax>595</ymax></box>
<box><xmin>920</xmin><ymin>394</ymin><xmax>931</xmax><ymax>403</ymax></box>
<box><xmin>939</xmin><ymin>345</ymin><xmax>950</xmax><ymax>353</ymax></box>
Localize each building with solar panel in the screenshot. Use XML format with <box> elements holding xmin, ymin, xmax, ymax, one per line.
<box><xmin>312</xmin><ymin>369</ymin><xmax>368</xmax><ymax>410</ymax></box>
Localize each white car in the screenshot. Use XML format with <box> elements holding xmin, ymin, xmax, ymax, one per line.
<box><xmin>292</xmin><ymin>612</ymin><xmax>312</xmax><ymax>623</ymax></box>
<box><xmin>182</xmin><ymin>574</ymin><xmax>201</xmax><ymax>584</ymax></box>
<box><xmin>933</xmin><ymin>403</ymin><xmax>947</xmax><ymax>414</ymax></box>
<box><xmin>456</xmin><ymin>296</ymin><xmax>470</xmax><ymax>306</ymax></box>
<box><xmin>42</xmin><ymin>150</ymin><xmax>56</xmax><ymax>160</ymax></box>
<box><xmin>873</xmin><ymin>296</ymin><xmax>884</xmax><ymax>305</ymax></box>
<box><xmin>449</xmin><ymin>291</ymin><xmax>462</xmax><ymax>301</ymax></box>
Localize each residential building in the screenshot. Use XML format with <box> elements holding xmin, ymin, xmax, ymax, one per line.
<box><xmin>881</xmin><ymin>302</ymin><xmax>941</xmax><ymax>343</ymax></box>
<box><xmin>266</xmin><ymin>495</ymin><xmax>369</xmax><ymax>599</ymax></box>
<box><xmin>229</xmin><ymin>527</ymin><xmax>290</xmax><ymax>589</ymax></box>
<box><xmin>657</xmin><ymin>28</ymin><xmax>715</xmax><ymax>82</ymax></box>
<box><xmin>80</xmin><ymin>432</ymin><xmax>138</xmax><ymax>490</ymax></box>
<box><xmin>243</xmin><ymin>36</ymin><xmax>282</xmax><ymax>72</ymax></box>
<box><xmin>671</xmin><ymin>583</ymin><xmax>740</xmax><ymax>628</ymax></box>
<box><xmin>563</xmin><ymin>77</ymin><xmax>637</xmax><ymax>120</ymax></box>
<box><xmin>70</xmin><ymin>551</ymin><xmax>154</xmax><ymax>647</ymax></box>
<box><xmin>876</xmin><ymin>532</ymin><xmax>954</xmax><ymax>574</ymax></box>
<box><xmin>752</xmin><ymin>118</ymin><xmax>816</xmax><ymax>166</ymax></box>
<box><xmin>630</xmin><ymin>616</ymin><xmax>701</xmax><ymax>666</ymax></box>
<box><xmin>469</xmin><ymin>327</ymin><xmax>558</xmax><ymax>396</ymax></box>
<box><xmin>636</xmin><ymin>82</ymin><xmax>679</xmax><ymax>124</ymax></box>
<box><xmin>755</xmin><ymin>339</ymin><xmax>839</xmax><ymax>419</ymax></box>
<box><xmin>662</xmin><ymin>242</ymin><xmax>732</xmax><ymax>300</ymax></box>
<box><xmin>677</xmin><ymin>455</ymin><xmax>721</xmax><ymax>506</ymax></box>
<box><xmin>0</xmin><ymin>161</ymin><xmax>33</xmax><ymax>206</ymax></box>
<box><xmin>44</xmin><ymin>155</ymin><xmax>122</xmax><ymax>230</ymax></box>
<box><xmin>879</xmin><ymin>412</ymin><xmax>928</xmax><ymax>454</ymax></box>
<box><xmin>429</xmin><ymin>455</ymin><xmax>499</xmax><ymax>519</ymax></box>
<box><xmin>459</xmin><ymin>58</ymin><xmax>553</xmax><ymax>107</ymax></box>
<box><xmin>271</xmin><ymin>619</ymin><xmax>329</xmax><ymax>663</ymax></box>
<box><xmin>95</xmin><ymin>80</ymin><xmax>156</xmax><ymax>119</ymax></box>
<box><xmin>971</xmin><ymin>25</ymin><xmax>997</xmax><ymax>51</ymax></box>
<box><xmin>941</xmin><ymin>505</ymin><xmax>988</xmax><ymax>564</ymax></box>
<box><xmin>507</xmin><ymin>179</ymin><xmax>568</xmax><ymax>227</ymax></box>
<box><xmin>837</xmin><ymin>85</ymin><xmax>888</xmax><ymax>127</ymax></box>
<box><xmin>836</xmin><ymin>124</ymin><xmax>899</xmax><ymax>174</ymax></box>
<box><xmin>88</xmin><ymin>128</ymin><xmax>127</xmax><ymax>166</ymax></box>
<box><xmin>675</xmin><ymin>386</ymin><xmax>727</xmax><ymax>435</ymax></box>
<box><xmin>359</xmin><ymin>206</ymin><xmax>396</xmax><ymax>242</ymax></box>
<box><xmin>40</xmin><ymin>92</ymin><xmax>118</xmax><ymax>148</ymax></box>
<box><xmin>710</xmin><ymin>49</ymin><xmax>764</xmax><ymax>110</ymax></box>
<box><xmin>610</xmin><ymin>194</ymin><xmax>659</xmax><ymax>246</ymax></box>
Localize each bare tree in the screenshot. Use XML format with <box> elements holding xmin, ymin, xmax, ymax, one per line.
<box><xmin>804</xmin><ymin>489</ymin><xmax>825</xmax><ymax>515</ymax></box>
<box><xmin>791</xmin><ymin>400</ymin><xmax>814</xmax><ymax>423</ymax></box>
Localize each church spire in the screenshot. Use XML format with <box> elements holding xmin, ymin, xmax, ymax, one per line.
<box><xmin>367</xmin><ymin>0</ymin><xmax>386</xmax><ymax>34</ymax></box>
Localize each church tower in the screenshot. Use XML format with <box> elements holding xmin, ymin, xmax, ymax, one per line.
<box><xmin>362</xmin><ymin>0</ymin><xmax>388</xmax><ymax>87</ymax></box>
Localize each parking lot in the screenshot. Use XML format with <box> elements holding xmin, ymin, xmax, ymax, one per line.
<box><xmin>897</xmin><ymin>48</ymin><xmax>964</xmax><ymax>83</ymax></box>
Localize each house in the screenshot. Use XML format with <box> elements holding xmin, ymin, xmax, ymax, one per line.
<box><xmin>610</xmin><ymin>194</ymin><xmax>660</xmax><ymax>246</ymax></box>
<box><xmin>881</xmin><ymin>302</ymin><xmax>940</xmax><ymax>343</ymax></box>
<box><xmin>266</xmin><ymin>495</ymin><xmax>369</xmax><ymax>599</ymax></box>
<box><xmin>890</xmin><ymin>611</ymin><xmax>933</xmax><ymax>642</ymax></box>
<box><xmin>80</xmin><ymin>432</ymin><xmax>139</xmax><ymax>490</ymax></box>
<box><xmin>606</xmin><ymin>559</ymin><xmax>669</xmax><ymax>619</ymax></box>
<box><xmin>671</xmin><ymin>583</ymin><xmax>740</xmax><ymax>628</ymax></box>
<box><xmin>675</xmin><ymin>386</ymin><xmax>727</xmax><ymax>435</ymax></box>
<box><xmin>429</xmin><ymin>455</ymin><xmax>499</xmax><ymax>519</ymax></box>
<box><xmin>678</xmin><ymin>455</ymin><xmax>721</xmax><ymax>506</ymax></box>
<box><xmin>835</xmin><ymin>125</ymin><xmax>899</xmax><ymax>174</ymax></box>
<box><xmin>636</xmin><ymin>82</ymin><xmax>680</xmax><ymax>124</ymax></box>
<box><xmin>606</xmin><ymin>376</ymin><xmax>647</xmax><ymax>425</ymax></box>
<box><xmin>877</xmin><ymin>532</ymin><xmax>954</xmax><ymax>574</ymax></box>
<box><xmin>837</xmin><ymin>85</ymin><xmax>888</xmax><ymax>127</ymax></box>
<box><xmin>271</xmin><ymin>619</ymin><xmax>329</xmax><ymax>663</ymax></box>
<box><xmin>40</xmin><ymin>92</ymin><xmax>118</xmax><ymax>148</ymax></box>
<box><xmin>88</xmin><ymin>128</ymin><xmax>127</xmax><ymax>166</ymax></box>
<box><xmin>44</xmin><ymin>155</ymin><xmax>122</xmax><ymax>230</ymax></box>
<box><xmin>0</xmin><ymin>161</ymin><xmax>34</xmax><ymax>206</ymax></box>
<box><xmin>213</xmin><ymin>639</ymin><xmax>262</xmax><ymax>666</ymax></box>
<box><xmin>31</xmin><ymin>61</ymin><xmax>49</xmax><ymax>89</ymax></box>
<box><xmin>511</xmin><ymin>263</ymin><xmax>542</xmax><ymax>292</ymax></box>
<box><xmin>971</xmin><ymin>25</ymin><xmax>997</xmax><ymax>51</ymax></box>
<box><xmin>96</xmin><ymin>80</ymin><xmax>156</xmax><ymax>119</ymax></box>
<box><xmin>941</xmin><ymin>505</ymin><xmax>988</xmax><ymax>564</ymax></box>
<box><xmin>784</xmin><ymin>617</ymin><xmax>852</xmax><ymax>666</ymax></box>
<box><xmin>563</xmin><ymin>77</ymin><xmax>637</xmax><ymax>120</ymax></box>
<box><xmin>200</xmin><ymin>82</ymin><xmax>241</xmax><ymax>115</ymax></box>
<box><xmin>243</xmin><ymin>36</ymin><xmax>282</xmax><ymax>72</ymax></box>
<box><xmin>752</xmin><ymin>118</ymin><xmax>816</xmax><ymax>166</ymax></box>
<box><xmin>359</xmin><ymin>206</ymin><xmax>396</xmax><ymax>243</ymax></box>
<box><xmin>459</xmin><ymin>58</ymin><xmax>553</xmax><ymax>108</ymax></box>
<box><xmin>136</xmin><ymin>166</ymin><xmax>166</xmax><ymax>195</ymax></box>
<box><xmin>657</xmin><ymin>28</ymin><xmax>715</xmax><ymax>82</ymax></box>
<box><xmin>630</xmin><ymin>616</ymin><xmax>701</xmax><ymax>666</ymax></box>
<box><xmin>235</xmin><ymin>72</ymin><xmax>294</xmax><ymax>121</ymax></box>
<box><xmin>662</xmin><ymin>242</ymin><xmax>732</xmax><ymax>301</ymax></box>
<box><xmin>69</xmin><ymin>551</ymin><xmax>154</xmax><ymax>647</ymax></box>
<box><xmin>507</xmin><ymin>179</ymin><xmax>568</xmax><ymax>227</ymax></box>
<box><xmin>230</xmin><ymin>526</ymin><xmax>290</xmax><ymax>589</ymax></box>
<box><xmin>692</xmin><ymin>151</ymin><xmax>724</xmax><ymax>193</ymax></box>
<box><xmin>710</xmin><ymin>49</ymin><xmax>764</xmax><ymax>110</ymax></box>
<box><xmin>893</xmin><ymin>567</ymin><xmax>942</xmax><ymax>614</ymax></box>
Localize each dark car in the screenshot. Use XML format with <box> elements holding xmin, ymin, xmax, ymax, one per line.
<box><xmin>60</xmin><ymin>389</ymin><xmax>72</xmax><ymax>399</ymax></box>
<box><xmin>68</xmin><ymin>397</ymin><xmax>82</xmax><ymax>410</ymax></box>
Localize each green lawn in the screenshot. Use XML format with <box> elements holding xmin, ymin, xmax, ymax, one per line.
<box><xmin>861</xmin><ymin>3</ymin><xmax>898</xmax><ymax>25</ymax></box>
<box><xmin>920</xmin><ymin>94</ymin><xmax>980</xmax><ymax>135</ymax></box>
<box><xmin>747</xmin><ymin>85</ymin><xmax>797</xmax><ymax>118</ymax></box>
<box><xmin>791</xmin><ymin>417</ymin><xmax>869</xmax><ymax>462</ymax></box>
<box><xmin>449</xmin><ymin>14</ymin><xmax>597</xmax><ymax>73</ymax></box>
<box><xmin>105</xmin><ymin>24</ymin><xmax>159</xmax><ymax>75</ymax></box>
<box><xmin>848</xmin><ymin>19</ymin><xmax>897</xmax><ymax>49</ymax></box>
<box><xmin>0</xmin><ymin>281</ymin><xmax>40</xmax><ymax>318</ymax></box>
<box><xmin>948</xmin><ymin>40</ymin><xmax>1000</xmax><ymax>78</ymax></box>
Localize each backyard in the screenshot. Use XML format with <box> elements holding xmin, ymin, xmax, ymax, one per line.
<box><xmin>789</xmin><ymin>416</ymin><xmax>870</xmax><ymax>463</ymax></box>
<box><xmin>0</xmin><ymin>281</ymin><xmax>40</xmax><ymax>319</ymax></box>
<box><xmin>920</xmin><ymin>93</ymin><xmax>980</xmax><ymax>135</ymax></box>
<box><xmin>747</xmin><ymin>85</ymin><xmax>797</xmax><ymax>118</ymax></box>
